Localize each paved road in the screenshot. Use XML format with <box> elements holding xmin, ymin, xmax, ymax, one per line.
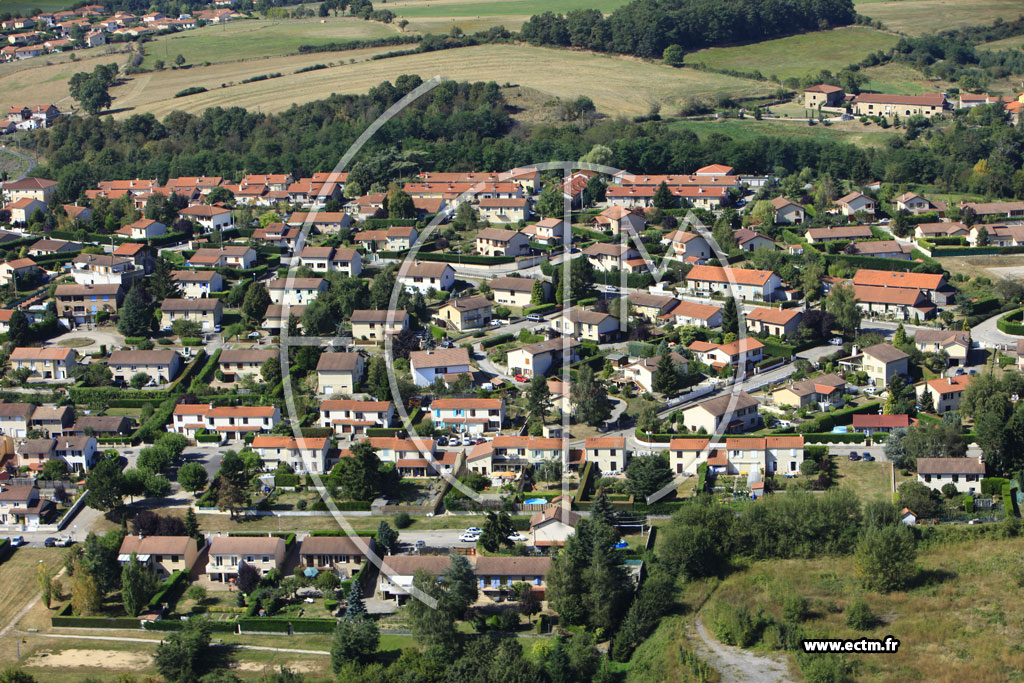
<box><xmin>971</xmin><ymin>311</ymin><xmax>1019</xmax><ymax>350</ymax></box>
<box><xmin>0</xmin><ymin>143</ymin><xmax>36</xmax><ymax>182</ymax></box>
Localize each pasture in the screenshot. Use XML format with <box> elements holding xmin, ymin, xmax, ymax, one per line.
<box><xmin>106</xmin><ymin>45</ymin><xmax>775</xmax><ymax>120</ymax></box>
<box><xmin>854</xmin><ymin>0</ymin><xmax>1024</xmax><ymax>35</ymax></box>
<box><xmin>137</xmin><ymin>16</ymin><xmax>398</xmax><ymax>69</ymax></box>
<box><xmin>668</xmin><ymin>118</ymin><xmax>898</xmax><ymax>149</ymax></box>
<box><xmin>0</xmin><ymin>0</ymin><xmax>70</xmax><ymax>14</ymax></box>
<box><xmin>687</xmin><ymin>27</ymin><xmax>899</xmax><ymax>82</ymax></box>
<box><xmin>386</xmin><ymin>0</ymin><xmax>627</xmax><ymax>32</ymax></box>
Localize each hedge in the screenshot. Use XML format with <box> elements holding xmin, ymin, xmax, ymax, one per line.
<box><xmin>146</xmin><ymin>570</ymin><xmax>188</xmax><ymax>610</ymax></box>
<box><xmin>144</xmin><ymin>618</ymin><xmax>238</xmax><ymax>633</ymax></box>
<box><xmin>195</xmin><ymin>432</ymin><xmax>221</xmax><ymax>443</ymax></box>
<box><xmin>275</xmin><ymin>472</ymin><xmax>299</xmax><ymax>487</ymax></box>
<box><xmin>759</xmin><ymin>339</ymin><xmax>795</xmax><ymax>359</ymax></box>
<box><xmin>237</xmin><ymin>617</ymin><xmax>336</xmax><ymax>633</ymax></box>
<box><xmin>932</xmin><ymin>245</ymin><xmax>1024</xmax><ymax>257</ymax></box>
<box><xmin>964</xmin><ymin>496</ymin><xmax>974</xmax><ymax>513</ymax></box>
<box><xmin>980</xmin><ymin>477</ymin><xmax>1009</xmax><ymax>496</ymax></box>
<box><xmin>997</xmin><ymin>309</ymin><xmax>1024</xmax><ymax>336</ymax></box>
<box><xmin>51</xmin><ymin>603</ymin><xmax>140</xmax><ymax>629</ymax></box>
<box><xmin>524</xmin><ymin>303</ymin><xmax>556</xmax><ymax>316</ymax></box>
<box><xmin>570</xmin><ymin>225</ymin><xmax>614</xmax><ymax>243</ymax></box>
<box><xmin>794</xmin><ymin>401</ymin><xmax>881</xmax><ymax>434</ymax></box>
<box><xmin>482</xmin><ymin>333</ymin><xmax>514</xmax><ymax>348</ymax></box>
<box><xmin>696</xmin><ymin>462</ymin><xmax>708</xmax><ymax>493</ymax></box>
<box><xmin>800</xmin><ymin>432</ymin><xmax>866</xmax><ymax>444</ymax></box>
<box><xmin>300</xmin><ymin>426</ymin><xmax>333</xmax><ymax>439</ymax></box>
<box><xmin>227</xmin><ymin>532</ymin><xmax>297</xmax><ymax>549</ymax></box>
<box><xmin>399</xmin><ymin>252</ymin><xmax>514</xmax><ymax>265</ymax></box>
<box><xmin>331</xmin><ymin>500</ymin><xmax>373</xmax><ymax>511</ymax></box>
<box><xmin>309</xmin><ymin>530</ymin><xmax>376</xmax><ymax>540</ymax></box>
<box><xmin>1004</xmin><ymin>483</ymin><xmax>1019</xmax><ymax>517</ymax></box>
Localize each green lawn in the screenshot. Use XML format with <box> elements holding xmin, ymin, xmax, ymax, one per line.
<box><xmin>979</xmin><ymin>35</ymin><xmax>1024</xmax><ymax>51</ymax></box>
<box><xmin>667</xmin><ymin>117</ymin><xmax>898</xmax><ymax>149</ymax></box>
<box><xmin>1</xmin><ymin>0</ymin><xmax>70</xmax><ymax>13</ymax></box>
<box><xmin>834</xmin><ymin>458</ymin><xmax>894</xmax><ymax>502</ymax></box>
<box><xmin>687</xmin><ymin>27</ymin><xmax>898</xmax><ymax>82</ymax></box>
<box><xmin>139</xmin><ymin>16</ymin><xmax>397</xmax><ymax>69</ymax></box>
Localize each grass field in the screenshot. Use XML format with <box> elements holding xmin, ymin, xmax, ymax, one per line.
<box><xmin>979</xmin><ymin>34</ymin><xmax>1024</xmax><ymax>51</ymax></box>
<box><xmin>0</xmin><ymin>148</ymin><xmax>28</xmax><ymax>180</ymax></box>
<box><xmin>668</xmin><ymin>118</ymin><xmax>898</xmax><ymax>149</ymax></box>
<box><xmin>0</xmin><ymin>51</ymin><xmax>125</xmax><ymax>115</ymax></box>
<box><xmin>106</xmin><ymin>45</ymin><xmax>774</xmax><ymax>120</ymax></box>
<box><xmin>0</xmin><ymin>0</ymin><xmax>70</xmax><ymax>14</ymax></box>
<box><xmin>686</xmin><ymin>536</ymin><xmax>1024</xmax><ymax>681</ymax></box>
<box><xmin>386</xmin><ymin>0</ymin><xmax>627</xmax><ymax>32</ymax></box>
<box><xmin>854</xmin><ymin>0</ymin><xmax>1024</xmax><ymax>35</ymax></box>
<box><xmin>834</xmin><ymin>458</ymin><xmax>902</xmax><ymax>502</ymax></box>
<box><xmin>138</xmin><ymin>16</ymin><xmax>398</xmax><ymax>69</ymax></box>
<box><xmin>687</xmin><ymin>27</ymin><xmax>899</xmax><ymax>82</ymax></box>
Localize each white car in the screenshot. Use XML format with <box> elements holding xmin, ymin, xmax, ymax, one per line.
<box><xmin>464</xmin><ymin>527</ymin><xmax>482</xmax><ymax>534</ymax></box>
<box><xmin>507</xmin><ymin>533</ymin><xmax>527</xmax><ymax>542</ymax></box>
<box><xmin>829</xmin><ymin>337</ymin><xmax>843</xmax><ymax>346</ymax></box>
<box><xmin>459</xmin><ymin>533</ymin><xmax>479</xmax><ymax>543</ymax></box>
<box><xmin>9</xmin><ymin>536</ymin><xmax>24</xmax><ymax>547</ymax></box>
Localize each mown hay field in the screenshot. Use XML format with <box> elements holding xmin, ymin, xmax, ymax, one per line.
<box><xmin>854</xmin><ymin>0</ymin><xmax>1024</xmax><ymax>35</ymax></box>
<box><xmin>137</xmin><ymin>16</ymin><xmax>399</xmax><ymax>69</ymax></box>
<box><xmin>107</xmin><ymin>45</ymin><xmax>774</xmax><ymax>120</ymax></box>
<box><xmin>688</xmin><ymin>27</ymin><xmax>899</xmax><ymax>82</ymax></box>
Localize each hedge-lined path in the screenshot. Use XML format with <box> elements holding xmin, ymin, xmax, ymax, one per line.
<box><xmin>22</xmin><ymin>632</ymin><xmax>331</xmax><ymax>656</ymax></box>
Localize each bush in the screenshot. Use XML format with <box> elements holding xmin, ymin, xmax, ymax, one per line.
<box><xmin>845</xmin><ymin>599</ymin><xmax>875</xmax><ymax>629</ymax></box>
<box><xmin>782</xmin><ymin>595</ymin><xmax>809</xmax><ymax>623</ymax></box>
<box><xmin>394</xmin><ymin>512</ymin><xmax>413</xmax><ymax>529</ymax></box>
<box><xmin>174</xmin><ymin>86</ymin><xmax>208</xmax><ymax>98</ymax></box>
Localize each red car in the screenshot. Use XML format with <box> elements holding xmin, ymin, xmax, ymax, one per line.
<box><xmin>514</xmin><ymin>374</ymin><xmax>528</xmax><ymax>383</ymax></box>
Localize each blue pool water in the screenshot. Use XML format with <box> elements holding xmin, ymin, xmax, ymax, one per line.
<box><xmin>524</xmin><ymin>498</ymin><xmax>547</xmax><ymax>504</ymax></box>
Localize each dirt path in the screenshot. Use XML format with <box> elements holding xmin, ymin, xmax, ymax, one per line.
<box><xmin>692</xmin><ymin>617</ymin><xmax>794</xmax><ymax>683</ymax></box>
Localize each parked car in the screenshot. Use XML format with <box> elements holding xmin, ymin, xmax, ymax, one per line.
<box><xmin>507</xmin><ymin>533</ymin><xmax>527</xmax><ymax>542</ymax></box>
<box><xmin>9</xmin><ymin>536</ymin><xmax>24</xmax><ymax>547</ymax></box>
<box><xmin>459</xmin><ymin>533</ymin><xmax>479</xmax><ymax>543</ymax></box>
<box><xmin>848</xmin><ymin>452</ymin><xmax>861</xmax><ymax>461</ymax></box>
<box><xmin>514</xmin><ymin>374</ymin><xmax>528</xmax><ymax>383</ymax></box>
<box><xmin>55</xmin><ymin>536</ymin><xmax>74</xmax><ymax>547</ymax></box>
<box><xmin>415</xmin><ymin>540</ymin><xmax>426</xmax><ymax>548</ymax></box>
<box><xmin>436</xmin><ymin>436</ymin><xmax>448</xmax><ymax>447</ymax></box>
<box><xmin>465</xmin><ymin>527</ymin><xmax>482</xmax><ymax>535</ymax></box>
<box><xmin>43</xmin><ymin>537</ymin><xmax>56</xmax><ymax>547</ymax></box>
<box><xmin>526</xmin><ymin>314</ymin><xmax>543</xmax><ymax>322</ymax></box>
<box><xmin>862</xmin><ymin>454</ymin><xmax>876</xmax><ymax>462</ymax></box>
<box><xmin>829</xmin><ymin>337</ymin><xmax>844</xmax><ymax>346</ymax></box>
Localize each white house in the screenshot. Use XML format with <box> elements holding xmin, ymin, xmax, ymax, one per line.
<box><xmin>409</xmin><ymin>348</ymin><xmax>471</xmax><ymax>387</ymax></box>
<box><xmin>399</xmin><ymin>262</ymin><xmax>455</xmax><ymax>293</ymax></box>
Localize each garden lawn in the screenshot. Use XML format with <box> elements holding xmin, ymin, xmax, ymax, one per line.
<box><xmin>834</xmin><ymin>458</ymin><xmax>893</xmax><ymax>502</ymax></box>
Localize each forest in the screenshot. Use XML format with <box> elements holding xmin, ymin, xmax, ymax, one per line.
<box><xmin>27</xmin><ymin>76</ymin><xmax>1024</xmax><ymax>204</ymax></box>
<box><xmin>519</xmin><ymin>0</ymin><xmax>857</xmax><ymax>59</ymax></box>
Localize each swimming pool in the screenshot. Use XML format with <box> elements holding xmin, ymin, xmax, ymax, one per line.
<box><xmin>523</xmin><ymin>498</ymin><xmax>547</xmax><ymax>505</ymax></box>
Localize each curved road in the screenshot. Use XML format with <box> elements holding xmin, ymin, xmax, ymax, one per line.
<box><xmin>0</xmin><ymin>144</ymin><xmax>36</xmax><ymax>182</ymax></box>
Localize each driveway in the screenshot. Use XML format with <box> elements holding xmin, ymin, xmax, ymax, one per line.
<box><xmin>49</xmin><ymin>327</ymin><xmax>125</xmax><ymax>354</ymax></box>
<box><xmin>970</xmin><ymin>311</ymin><xmax>1020</xmax><ymax>350</ymax></box>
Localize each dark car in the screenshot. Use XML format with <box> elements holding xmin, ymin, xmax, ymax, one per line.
<box><xmin>43</xmin><ymin>537</ymin><xmax>56</xmax><ymax>547</ymax></box>
<box><xmin>862</xmin><ymin>454</ymin><xmax>876</xmax><ymax>462</ymax></box>
<box><xmin>848</xmin><ymin>452</ymin><xmax>861</xmax><ymax>461</ymax></box>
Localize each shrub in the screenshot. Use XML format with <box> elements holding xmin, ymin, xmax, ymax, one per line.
<box><xmin>782</xmin><ymin>595</ymin><xmax>809</xmax><ymax>623</ymax></box>
<box><xmin>845</xmin><ymin>599</ymin><xmax>875</xmax><ymax>629</ymax></box>
<box><xmin>394</xmin><ymin>512</ymin><xmax>413</xmax><ymax>529</ymax></box>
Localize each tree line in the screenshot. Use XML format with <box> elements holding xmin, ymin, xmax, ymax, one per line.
<box><xmin>520</xmin><ymin>0</ymin><xmax>856</xmax><ymax>59</ymax></box>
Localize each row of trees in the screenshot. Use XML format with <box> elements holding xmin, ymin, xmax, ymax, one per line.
<box><xmin>519</xmin><ymin>0</ymin><xmax>857</xmax><ymax>59</ymax></box>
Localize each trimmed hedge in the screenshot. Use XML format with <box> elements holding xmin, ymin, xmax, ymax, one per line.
<box><xmin>1004</xmin><ymin>483</ymin><xmax>1019</xmax><ymax>517</ymax></box>
<box><xmin>146</xmin><ymin>570</ymin><xmax>188</xmax><ymax>610</ymax></box>
<box><xmin>401</xmin><ymin>252</ymin><xmax>514</xmax><ymax>265</ymax></box>
<box><xmin>523</xmin><ymin>303</ymin><xmax>556</xmax><ymax>316</ymax></box>
<box><xmin>795</xmin><ymin>401</ymin><xmax>881</xmax><ymax>434</ymax></box>
<box><xmin>800</xmin><ymin>432</ymin><xmax>866</xmax><ymax>444</ymax></box>
<box><xmin>275</xmin><ymin>472</ymin><xmax>300</xmax><ymax>487</ymax></box>
<box><xmin>997</xmin><ymin>309</ymin><xmax>1024</xmax><ymax>336</ymax></box>
<box><xmin>981</xmin><ymin>477</ymin><xmax>1009</xmax><ymax>496</ymax></box>
<box><xmin>237</xmin><ymin>617</ymin><xmax>336</xmax><ymax>633</ymax></box>
<box><xmin>482</xmin><ymin>333</ymin><xmax>514</xmax><ymax>349</ymax></box>
<box><xmin>144</xmin><ymin>618</ymin><xmax>238</xmax><ymax>633</ymax></box>
<box><xmin>227</xmin><ymin>532</ymin><xmax>297</xmax><ymax>549</ymax></box>
<box><xmin>331</xmin><ymin>500</ymin><xmax>373</xmax><ymax>511</ymax></box>
<box><xmin>52</xmin><ymin>603</ymin><xmax>140</xmax><ymax>629</ymax></box>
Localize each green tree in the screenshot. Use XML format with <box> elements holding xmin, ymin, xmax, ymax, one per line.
<box><xmin>406</xmin><ymin>569</ymin><xmax>459</xmax><ymax>648</ymax></box>
<box><xmin>479</xmin><ymin>510</ymin><xmax>515</xmax><ymax>553</ymax></box>
<box><xmin>129</xmin><ymin>372</ymin><xmax>150</xmax><ymax>390</ymax></box>
<box><xmin>721</xmin><ymin>297</ymin><xmax>739</xmax><ymax>335</ymax></box>
<box><xmin>442</xmin><ymin>553</ymin><xmax>478</xmax><ymax>613</ymax></box>
<box><xmin>387</xmin><ymin>185</ymin><xmax>416</xmax><ymax>219</ymax></box>
<box><xmin>376</xmin><ymin>520</ymin><xmax>399</xmax><ymax>555</ymax></box>
<box><xmin>154</xmin><ymin>618</ymin><xmax>211</xmax><ymax>683</ymax></box>
<box><xmin>174</xmin><ymin>54</ymin><xmax>185</xmax><ymax>66</ymax></box>
<box><xmin>177</xmin><ymin>462</ymin><xmax>209</xmax><ymax>494</ymax></box>
<box><xmin>534</xmin><ymin>183</ymin><xmax>565</xmax><ymax>218</ymax></box>
<box><xmin>121</xmin><ymin>552</ymin><xmax>159</xmax><ymax>617</ymax></box>
<box><xmin>69</xmin><ymin>560</ymin><xmax>102</xmax><ymax>616</ymax></box>
<box><xmin>651</xmin><ymin>353</ymin><xmax>681</xmax><ymax>396</ymax></box>
<box><xmin>526</xmin><ymin>375</ymin><xmax>550</xmax><ymax>420</ymax></box>
<box><xmin>892</xmin><ymin>322</ymin><xmax>908</xmax><ymax>346</ymax></box>
<box><xmin>590</xmin><ymin>489</ymin><xmax>617</xmax><ymax>528</ymax></box>
<box><xmin>625</xmin><ymin>453</ymin><xmax>674</xmax><ymax>498</ymax></box>
<box><xmin>36</xmin><ymin>562</ymin><xmax>53</xmax><ymax>609</ymax></box>
<box><xmin>662</xmin><ymin>44</ymin><xmax>685</xmax><ymax>66</ymax></box>
<box><xmin>652</xmin><ymin>181</ymin><xmax>675</xmax><ymax>209</ymax></box>
<box><xmin>260</xmin><ymin>356</ymin><xmax>281</xmax><ymax>386</ymax></box>
<box><xmin>118</xmin><ymin>284</ymin><xmax>154</xmax><ymax>337</ymax></box>
<box><xmin>336</xmin><ymin>440</ymin><xmax>385</xmax><ymax>501</ymax></box>
<box><xmin>7</xmin><ymin>309</ymin><xmax>30</xmax><ymax>347</ymax></box>
<box><xmin>241</xmin><ymin>283</ymin><xmax>271</xmax><ymax>327</ymax></box>
<box><xmin>825</xmin><ymin>283</ymin><xmax>862</xmax><ymax>335</ymax></box>
<box><xmin>801</xmin><ymin>254</ymin><xmax>826</xmax><ymax>301</ymax></box>
<box><xmin>855</xmin><ymin>524</ymin><xmax>917</xmax><ymax>592</ymax></box>
<box><xmin>530</xmin><ymin>279</ymin><xmax>547</xmax><ymax>305</ymax></box>
<box><xmin>68</xmin><ymin>64</ymin><xmax>115</xmax><ymax>115</ymax></box>
<box><xmin>84</xmin><ymin>457</ymin><xmax>125</xmax><ymax>514</ymax></box>
<box><xmin>184</xmin><ymin>507</ymin><xmax>201</xmax><ymax>539</ymax></box>
<box><xmin>571</xmin><ymin>364</ymin><xmax>612</xmax><ymax>426</ymax></box>
<box><xmin>658</xmin><ymin>498</ymin><xmax>735</xmax><ymax>578</ymax></box>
